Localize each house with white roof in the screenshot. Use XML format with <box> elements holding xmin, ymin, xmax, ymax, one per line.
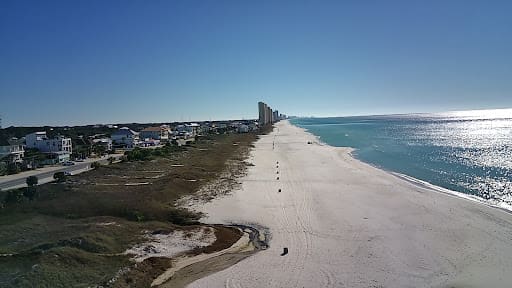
<box><xmin>25</xmin><ymin>132</ymin><xmax>72</xmax><ymax>164</ymax></box>
<box><xmin>25</xmin><ymin>132</ymin><xmax>72</xmax><ymax>154</ymax></box>
<box><xmin>111</xmin><ymin>127</ymin><xmax>139</xmax><ymax>148</ymax></box>
<box><xmin>175</xmin><ymin>123</ymin><xmax>200</xmax><ymax>138</ymax></box>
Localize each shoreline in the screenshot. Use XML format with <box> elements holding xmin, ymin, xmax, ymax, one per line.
<box><xmin>293</xmin><ymin>120</ymin><xmax>512</xmax><ymax>215</ymax></box>
<box><xmin>293</xmin><ymin>122</ymin><xmax>512</xmax><ymax>215</ymax></box>
<box><xmin>188</xmin><ymin>119</ymin><xmax>512</xmax><ymax>288</ymax></box>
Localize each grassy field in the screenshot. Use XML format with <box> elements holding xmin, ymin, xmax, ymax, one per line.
<box><xmin>0</xmin><ymin>132</ymin><xmax>258</xmax><ymax>287</ymax></box>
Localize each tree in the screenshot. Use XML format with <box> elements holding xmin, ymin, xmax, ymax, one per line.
<box><xmin>0</xmin><ymin>161</ymin><xmax>7</xmax><ymax>176</ymax></box>
<box><xmin>4</xmin><ymin>189</ymin><xmax>24</xmax><ymax>204</ymax></box>
<box><xmin>91</xmin><ymin>161</ymin><xmax>101</xmax><ymax>169</ymax></box>
<box><xmin>7</xmin><ymin>162</ymin><xmax>21</xmax><ymax>175</ymax></box>
<box><xmin>25</xmin><ymin>175</ymin><xmax>38</xmax><ymax>200</ymax></box>
<box><xmin>24</xmin><ymin>148</ymin><xmax>48</xmax><ymax>167</ymax></box>
<box><xmin>53</xmin><ymin>172</ymin><xmax>67</xmax><ymax>183</ymax></box>
<box><xmin>92</xmin><ymin>144</ymin><xmax>106</xmax><ymax>156</ymax></box>
<box><xmin>125</xmin><ymin>148</ymin><xmax>152</xmax><ymax>161</ymax></box>
<box><xmin>26</xmin><ymin>175</ymin><xmax>38</xmax><ymax>187</ymax></box>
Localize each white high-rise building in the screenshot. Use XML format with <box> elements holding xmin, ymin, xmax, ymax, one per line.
<box><xmin>258</xmin><ymin>101</ymin><xmax>281</xmax><ymax>126</ymax></box>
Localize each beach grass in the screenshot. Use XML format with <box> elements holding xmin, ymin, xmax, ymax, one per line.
<box><xmin>0</xmin><ymin>132</ymin><xmax>258</xmax><ymax>287</ymax></box>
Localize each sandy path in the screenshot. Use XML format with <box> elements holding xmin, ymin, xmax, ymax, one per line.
<box><xmin>189</xmin><ymin>120</ymin><xmax>512</xmax><ymax>288</ymax></box>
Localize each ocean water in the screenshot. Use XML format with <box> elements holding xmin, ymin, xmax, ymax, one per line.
<box><xmin>290</xmin><ymin>109</ymin><xmax>512</xmax><ymax>210</ymax></box>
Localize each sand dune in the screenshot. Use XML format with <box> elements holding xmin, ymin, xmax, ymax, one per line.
<box><xmin>188</xmin><ymin>120</ymin><xmax>512</xmax><ymax>288</ymax></box>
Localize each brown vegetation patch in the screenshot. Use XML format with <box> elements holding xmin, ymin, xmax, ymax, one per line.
<box><xmin>0</xmin><ymin>132</ymin><xmax>259</xmax><ymax>287</ymax></box>
<box><xmin>189</xmin><ymin>225</ymin><xmax>243</xmax><ymax>255</ymax></box>
<box><xmin>111</xmin><ymin>225</ymin><xmax>243</xmax><ymax>288</ymax></box>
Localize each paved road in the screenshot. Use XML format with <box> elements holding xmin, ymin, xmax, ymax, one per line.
<box><xmin>0</xmin><ymin>155</ymin><xmax>122</xmax><ymax>191</ymax></box>
<box><xmin>0</xmin><ymin>162</ymin><xmax>92</xmax><ymax>191</ymax></box>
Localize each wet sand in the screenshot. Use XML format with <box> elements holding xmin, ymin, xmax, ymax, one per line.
<box><xmin>188</xmin><ymin>120</ymin><xmax>512</xmax><ymax>288</ymax></box>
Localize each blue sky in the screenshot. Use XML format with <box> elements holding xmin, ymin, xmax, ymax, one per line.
<box><xmin>1</xmin><ymin>0</ymin><xmax>511</xmax><ymax>126</ymax></box>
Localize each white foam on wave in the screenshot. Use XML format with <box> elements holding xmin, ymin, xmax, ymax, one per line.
<box><xmin>293</xmin><ymin>120</ymin><xmax>512</xmax><ymax>214</ymax></box>
<box><xmin>392</xmin><ymin>172</ymin><xmax>512</xmax><ymax>213</ymax></box>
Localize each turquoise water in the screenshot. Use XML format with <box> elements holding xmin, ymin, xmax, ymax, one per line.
<box><xmin>290</xmin><ymin>109</ymin><xmax>512</xmax><ymax>209</ymax></box>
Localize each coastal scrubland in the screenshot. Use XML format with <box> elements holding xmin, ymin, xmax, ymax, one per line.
<box><xmin>0</xmin><ymin>132</ymin><xmax>257</xmax><ymax>287</ymax></box>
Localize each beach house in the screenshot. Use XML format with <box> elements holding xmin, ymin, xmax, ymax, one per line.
<box><xmin>0</xmin><ymin>137</ymin><xmax>25</xmax><ymax>163</ymax></box>
<box><xmin>111</xmin><ymin>127</ymin><xmax>139</xmax><ymax>148</ymax></box>
<box><xmin>25</xmin><ymin>132</ymin><xmax>73</xmax><ymax>154</ymax></box>
<box><xmin>25</xmin><ymin>132</ymin><xmax>73</xmax><ymax>164</ymax></box>
<box><xmin>92</xmin><ymin>138</ymin><xmax>113</xmax><ymax>151</ymax></box>
<box><xmin>238</xmin><ymin>124</ymin><xmax>249</xmax><ymax>133</ymax></box>
<box><xmin>175</xmin><ymin>123</ymin><xmax>200</xmax><ymax>139</ymax></box>
<box><xmin>139</xmin><ymin>126</ymin><xmax>169</xmax><ymax>141</ymax></box>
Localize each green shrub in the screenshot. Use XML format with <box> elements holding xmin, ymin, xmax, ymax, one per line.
<box><xmin>53</xmin><ymin>172</ymin><xmax>67</xmax><ymax>183</ymax></box>
<box><xmin>3</xmin><ymin>189</ymin><xmax>25</xmax><ymax>204</ymax></box>
<box><xmin>7</xmin><ymin>163</ymin><xmax>21</xmax><ymax>175</ymax></box>
<box><xmin>0</xmin><ymin>162</ymin><xmax>7</xmax><ymax>176</ymax></box>
<box><xmin>167</xmin><ymin>208</ymin><xmax>201</xmax><ymax>225</ymax></box>
<box><xmin>24</xmin><ymin>176</ymin><xmax>38</xmax><ymax>200</ymax></box>
<box><xmin>126</xmin><ymin>210</ymin><xmax>145</xmax><ymax>222</ymax></box>
<box><xmin>125</xmin><ymin>148</ymin><xmax>152</xmax><ymax>161</ymax></box>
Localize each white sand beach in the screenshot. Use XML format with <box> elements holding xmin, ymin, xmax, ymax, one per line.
<box><xmin>189</xmin><ymin>120</ymin><xmax>512</xmax><ymax>288</ymax></box>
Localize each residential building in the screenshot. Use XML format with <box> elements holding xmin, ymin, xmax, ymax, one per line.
<box><xmin>42</xmin><ymin>151</ymin><xmax>71</xmax><ymax>165</ymax></box>
<box><xmin>92</xmin><ymin>138</ymin><xmax>113</xmax><ymax>151</ymax></box>
<box><xmin>230</xmin><ymin>121</ymin><xmax>242</xmax><ymax>129</ymax></box>
<box><xmin>0</xmin><ymin>138</ymin><xmax>25</xmax><ymax>163</ymax></box>
<box><xmin>200</xmin><ymin>123</ymin><xmax>211</xmax><ymax>134</ymax></box>
<box><xmin>238</xmin><ymin>124</ymin><xmax>249</xmax><ymax>133</ymax></box>
<box><xmin>25</xmin><ymin>132</ymin><xmax>72</xmax><ymax>164</ymax></box>
<box><xmin>248</xmin><ymin>121</ymin><xmax>258</xmax><ymax>132</ymax></box>
<box><xmin>111</xmin><ymin>127</ymin><xmax>139</xmax><ymax>148</ymax></box>
<box><xmin>25</xmin><ymin>132</ymin><xmax>72</xmax><ymax>154</ymax></box>
<box><xmin>175</xmin><ymin>123</ymin><xmax>200</xmax><ymax>138</ymax></box>
<box><xmin>161</xmin><ymin>125</ymin><xmax>172</xmax><ymax>140</ymax></box>
<box><xmin>187</xmin><ymin>123</ymin><xmax>200</xmax><ymax>137</ymax></box>
<box><xmin>140</xmin><ymin>126</ymin><xmax>169</xmax><ymax>141</ymax></box>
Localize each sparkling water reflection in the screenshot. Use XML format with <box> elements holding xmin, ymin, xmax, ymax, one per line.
<box><xmin>292</xmin><ymin>109</ymin><xmax>512</xmax><ymax>209</ymax></box>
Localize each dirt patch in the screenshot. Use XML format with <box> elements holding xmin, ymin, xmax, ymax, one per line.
<box><xmin>189</xmin><ymin>225</ymin><xmax>243</xmax><ymax>255</ymax></box>
<box><xmin>158</xmin><ymin>252</ymin><xmax>253</xmax><ymax>288</ymax></box>
<box><xmin>125</xmin><ymin>227</ymin><xmax>216</xmax><ymax>263</ymax></box>
<box><xmin>113</xmin><ymin>225</ymin><xmax>243</xmax><ymax>288</ymax></box>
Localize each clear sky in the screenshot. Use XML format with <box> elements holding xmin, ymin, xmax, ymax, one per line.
<box><xmin>1</xmin><ymin>0</ymin><xmax>511</xmax><ymax>126</ymax></box>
